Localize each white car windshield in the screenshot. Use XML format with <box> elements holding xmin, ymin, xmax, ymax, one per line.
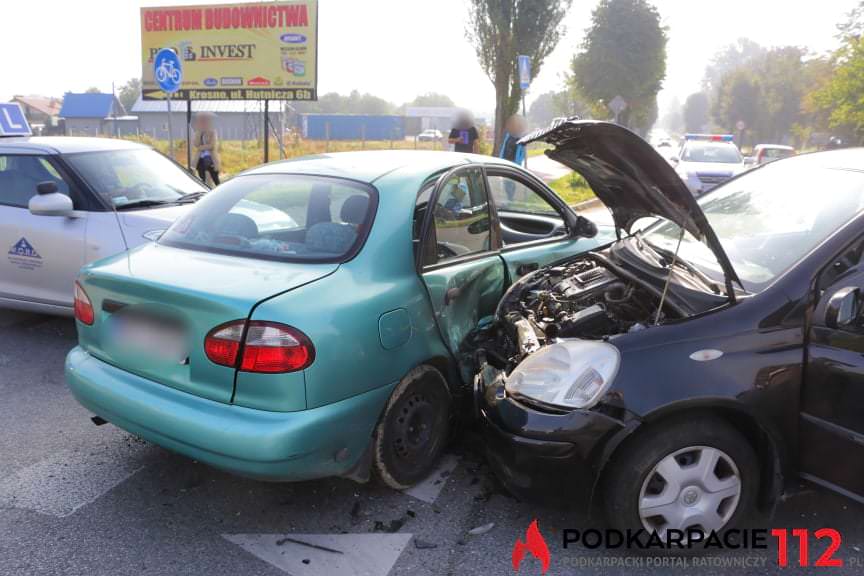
<box><xmin>681</xmin><ymin>142</ymin><xmax>743</xmax><ymax>164</ymax></box>
<box><xmin>66</xmin><ymin>149</ymin><xmax>206</xmax><ymax>209</ymax></box>
<box><xmin>645</xmin><ymin>159</ymin><xmax>864</xmax><ymax>292</ymax></box>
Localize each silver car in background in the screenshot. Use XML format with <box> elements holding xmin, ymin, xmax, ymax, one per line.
<box><xmin>0</xmin><ymin>137</ymin><xmax>208</xmax><ymax>315</ymax></box>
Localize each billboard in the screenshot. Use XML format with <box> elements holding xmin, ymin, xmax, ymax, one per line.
<box><xmin>141</xmin><ymin>1</ymin><xmax>317</xmax><ymax>101</ymax></box>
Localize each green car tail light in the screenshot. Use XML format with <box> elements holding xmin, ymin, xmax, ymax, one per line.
<box><xmin>204</xmin><ymin>320</ymin><xmax>315</xmax><ymax>373</ymax></box>
<box><xmin>74</xmin><ymin>281</ymin><xmax>95</xmax><ymax>326</ymax></box>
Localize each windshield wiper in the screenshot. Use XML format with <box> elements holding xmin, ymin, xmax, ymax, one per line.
<box><xmin>114</xmin><ymin>199</ymin><xmax>178</xmax><ymax>210</ymax></box>
<box><xmin>177</xmin><ymin>191</ymin><xmax>206</xmax><ymax>203</ymax></box>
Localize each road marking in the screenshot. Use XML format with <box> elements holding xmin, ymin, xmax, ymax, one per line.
<box><xmin>0</xmin><ymin>442</ymin><xmax>151</xmax><ymax>517</ymax></box>
<box><xmin>403</xmin><ymin>454</ymin><xmax>459</xmax><ymax>504</ymax></box>
<box><xmin>224</xmin><ymin>533</ymin><xmax>413</xmax><ymax>576</ymax></box>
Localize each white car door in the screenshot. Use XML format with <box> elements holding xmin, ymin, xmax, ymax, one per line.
<box><xmin>0</xmin><ymin>153</ymin><xmax>86</xmax><ymax>310</ymax></box>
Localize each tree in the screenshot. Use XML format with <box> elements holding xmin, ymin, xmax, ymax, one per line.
<box><xmin>657</xmin><ymin>95</ymin><xmax>684</xmax><ymax>134</ymax></box>
<box><xmin>702</xmin><ymin>38</ymin><xmax>765</xmax><ymax>95</ymax></box>
<box><xmin>712</xmin><ymin>68</ymin><xmax>761</xmax><ymax>135</ymax></box>
<box><xmin>569</xmin><ymin>0</ymin><xmax>667</xmax><ymax>134</ymax></box>
<box><xmin>812</xmin><ymin>37</ymin><xmax>864</xmax><ymax>143</ymax></box>
<box><xmin>409</xmin><ymin>93</ymin><xmax>455</xmax><ymax>108</ymax></box>
<box><xmin>682</xmin><ymin>92</ymin><xmax>710</xmax><ymax>133</ymax></box>
<box><xmin>466</xmin><ymin>0</ymin><xmax>572</xmax><ymax>151</ymax></box>
<box><xmin>85</xmin><ymin>86</ymin><xmax>102</xmax><ymax>94</ymax></box>
<box><xmin>117</xmin><ymin>78</ymin><xmax>141</xmax><ymax>113</ymax></box>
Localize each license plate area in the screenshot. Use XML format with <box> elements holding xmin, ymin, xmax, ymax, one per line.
<box><xmin>108</xmin><ymin>310</ymin><xmax>188</xmax><ymax>364</ymax></box>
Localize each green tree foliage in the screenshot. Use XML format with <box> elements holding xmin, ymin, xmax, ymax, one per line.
<box><xmin>569</xmin><ymin>0</ymin><xmax>667</xmax><ymax>134</ymax></box>
<box><xmin>409</xmin><ymin>93</ymin><xmax>455</xmax><ymax>108</ymax></box>
<box><xmin>712</xmin><ymin>68</ymin><xmax>761</xmax><ymax>135</ymax></box>
<box><xmin>299</xmin><ymin>90</ymin><xmax>397</xmax><ymax>115</ymax></box>
<box><xmin>683</xmin><ymin>92</ymin><xmax>710</xmax><ymax>133</ymax></box>
<box><xmin>812</xmin><ymin>38</ymin><xmax>864</xmax><ymax>143</ymax></box>
<box><xmin>809</xmin><ymin>3</ymin><xmax>864</xmax><ymax>143</ymax></box>
<box><xmin>117</xmin><ymin>78</ymin><xmax>141</xmax><ymax>113</ymax></box>
<box><xmin>527</xmin><ymin>90</ymin><xmax>590</xmax><ymax>127</ymax></box>
<box><xmin>702</xmin><ymin>38</ymin><xmax>766</xmax><ymax>95</ymax></box>
<box><xmin>467</xmin><ymin>0</ymin><xmax>572</xmax><ymax>150</ymax></box>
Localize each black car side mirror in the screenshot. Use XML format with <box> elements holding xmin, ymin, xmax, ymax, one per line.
<box><xmin>826</xmin><ymin>286</ymin><xmax>860</xmax><ymax>329</ymax></box>
<box><xmin>571</xmin><ymin>215</ymin><xmax>597</xmax><ymax>239</ymax></box>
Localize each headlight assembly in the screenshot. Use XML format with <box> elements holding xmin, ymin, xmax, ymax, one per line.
<box><xmin>505</xmin><ymin>339</ymin><xmax>620</xmax><ymax>410</ymax></box>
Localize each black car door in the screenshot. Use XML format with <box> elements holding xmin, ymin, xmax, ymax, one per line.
<box><xmin>799</xmin><ymin>234</ymin><xmax>864</xmax><ymax>499</ymax></box>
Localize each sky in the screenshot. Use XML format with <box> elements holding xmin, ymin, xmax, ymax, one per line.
<box><xmin>0</xmin><ymin>0</ymin><xmax>859</xmax><ymax>118</ymax></box>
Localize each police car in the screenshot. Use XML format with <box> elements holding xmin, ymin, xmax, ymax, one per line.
<box><xmin>0</xmin><ymin>103</ymin><xmax>208</xmax><ymax>315</ymax></box>
<box><xmin>671</xmin><ymin>134</ymin><xmax>745</xmax><ymax>196</ymax></box>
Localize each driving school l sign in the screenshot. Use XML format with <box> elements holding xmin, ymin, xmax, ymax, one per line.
<box><xmin>140</xmin><ymin>1</ymin><xmax>318</xmax><ymax>101</ymax></box>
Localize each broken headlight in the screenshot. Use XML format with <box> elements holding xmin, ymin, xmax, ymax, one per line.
<box><xmin>504</xmin><ymin>340</ymin><xmax>619</xmax><ymax>409</ymax></box>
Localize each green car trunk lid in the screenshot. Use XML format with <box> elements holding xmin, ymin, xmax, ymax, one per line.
<box><xmin>76</xmin><ymin>243</ymin><xmax>337</xmax><ymax>406</ymax></box>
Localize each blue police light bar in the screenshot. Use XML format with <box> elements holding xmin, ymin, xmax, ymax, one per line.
<box><xmin>0</xmin><ymin>103</ymin><xmax>32</xmax><ymax>137</ymax></box>
<box><xmin>685</xmin><ymin>133</ymin><xmax>734</xmax><ymax>142</ymax></box>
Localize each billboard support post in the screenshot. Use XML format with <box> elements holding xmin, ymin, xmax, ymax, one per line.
<box><xmin>264</xmin><ymin>100</ymin><xmax>270</xmax><ymax>164</ymax></box>
<box><xmin>186</xmin><ymin>99</ymin><xmax>192</xmax><ymax>171</ymax></box>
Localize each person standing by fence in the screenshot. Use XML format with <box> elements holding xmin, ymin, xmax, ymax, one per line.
<box><xmin>448</xmin><ymin>111</ymin><xmax>480</xmax><ymax>153</ymax></box>
<box><xmin>193</xmin><ymin>112</ymin><xmax>221</xmax><ymax>186</ymax></box>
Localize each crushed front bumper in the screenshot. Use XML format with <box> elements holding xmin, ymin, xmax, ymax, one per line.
<box><xmin>479</xmin><ymin>375</ymin><xmax>626</xmax><ymax>511</ymax></box>
<box><xmin>65</xmin><ymin>347</ymin><xmax>394</xmax><ymax>481</ymax></box>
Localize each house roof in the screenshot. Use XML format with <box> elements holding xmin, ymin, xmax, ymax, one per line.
<box><xmin>59</xmin><ymin>93</ymin><xmax>123</xmax><ymax>119</ymax></box>
<box><xmin>130</xmin><ymin>97</ymin><xmax>272</xmax><ymax>114</ymax></box>
<box><xmin>11</xmin><ymin>95</ymin><xmax>62</xmax><ymax>117</ymax></box>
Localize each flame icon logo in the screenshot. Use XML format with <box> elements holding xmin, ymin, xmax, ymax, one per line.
<box><xmin>512</xmin><ymin>519</ymin><xmax>551</xmax><ymax>574</ymax></box>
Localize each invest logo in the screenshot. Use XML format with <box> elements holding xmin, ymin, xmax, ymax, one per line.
<box><xmin>512</xmin><ymin>520</ymin><xmax>551</xmax><ymax>574</ymax></box>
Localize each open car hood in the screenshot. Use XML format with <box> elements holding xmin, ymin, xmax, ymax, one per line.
<box><xmin>521</xmin><ymin>119</ymin><xmax>741</xmax><ymax>291</ymax></box>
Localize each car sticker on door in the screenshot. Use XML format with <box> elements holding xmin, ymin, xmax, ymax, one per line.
<box><xmin>7</xmin><ymin>237</ymin><xmax>42</xmax><ymax>270</ymax></box>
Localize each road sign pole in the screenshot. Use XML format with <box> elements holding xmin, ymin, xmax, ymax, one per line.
<box><xmin>186</xmin><ymin>99</ymin><xmax>192</xmax><ymax>171</ymax></box>
<box><xmin>166</xmin><ymin>93</ymin><xmax>174</xmax><ymax>162</ymax></box>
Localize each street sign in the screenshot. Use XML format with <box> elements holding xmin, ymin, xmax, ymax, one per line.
<box><xmin>735</xmin><ymin>120</ymin><xmax>746</xmax><ymax>131</ymax></box>
<box><xmin>608</xmin><ymin>95</ymin><xmax>627</xmax><ymax>116</ymax></box>
<box><xmin>153</xmin><ymin>48</ymin><xmax>183</xmax><ymax>94</ymax></box>
<box><xmin>518</xmin><ymin>55</ymin><xmax>531</xmax><ymax>90</ymax></box>
<box><xmin>0</xmin><ymin>103</ymin><xmax>32</xmax><ymax>136</ymax></box>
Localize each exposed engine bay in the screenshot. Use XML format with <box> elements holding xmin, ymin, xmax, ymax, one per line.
<box><xmin>472</xmin><ymin>255</ymin><xmax>682</xmax><ymax>372</ymax></box>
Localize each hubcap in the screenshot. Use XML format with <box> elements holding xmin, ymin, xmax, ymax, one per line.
<box><xmin>392</xmin><ymin>393</ymin><xmax>436</xmax><ymax>461</ymax></box>
<box><xmin>638</xmin><ymin>446</ymin><xmax>741</xmax><ymax>539</ymax></box>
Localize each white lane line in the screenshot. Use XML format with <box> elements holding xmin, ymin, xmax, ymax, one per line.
<box><xmin>0</xmin><ymin>442</ymin><xmax>151</xmax><ymax>517</ymax></box>
<box><xmin>224</xmin><ymin>533</ymin><xmax>413</xmax><ymax>576</ymax></box>
<box><xmin>403</xmin><ymin>454</ymin><xmax>459</xmax><ymax>504</ymax></box>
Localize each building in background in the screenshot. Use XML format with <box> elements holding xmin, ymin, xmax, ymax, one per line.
<box><xmin>404</xmin><ymin>106</ymin><xmax>460</xmax><ymax>136</ymax></box>
<box><xmin>10</xmin><ymin>95</ymin><xmax>63</xmax><ymax>135</ymax></box>
<box><xmin>131</xmin><ymin>98</ymin><xmax>286</xmax><ymax>141</ymax></box>
<box><xmin>59</xmin><ymin>93</ymin><xmax>130</xmax><ymax>136</ymax></box>
<box><xmin>300</xmin><ymin>114</ymin><xmax>405</xmax><ymax>141</ymax></box>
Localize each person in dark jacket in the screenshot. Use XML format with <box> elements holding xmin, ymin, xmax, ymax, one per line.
<box><xmin>448</xmin><ymin>111</ymin><xmax>480</xmax><ymax>153</ymax></box>
<box><xmin>498</xmin><ymin>115</ymin><xmax>527</xmax><ymax>166</ymax></box>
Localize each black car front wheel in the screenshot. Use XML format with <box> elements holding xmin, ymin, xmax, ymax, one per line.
<box><xmin>604</xmin><ymin>416</ymin><xmax>759</xmax><ymax>546</ymax></box>
<box><xmin>372</xmin><ymin>365</ymin><xmax>451</xmax><ymax>489</ymax></box>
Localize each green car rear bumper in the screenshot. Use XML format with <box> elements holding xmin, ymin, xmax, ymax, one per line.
<box><xmin>65</xmin><ymin>347</ymin><xmax>394</xmax><ymax>481</ymax></box>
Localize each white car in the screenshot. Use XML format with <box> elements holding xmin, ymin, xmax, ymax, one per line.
<box><xmin>0</xmin><ymin>137</ymin><xmax>208</xmax><ymax>315</ymax></box>
<box><xmin>417</xmin><ymin>129</ymin><xmax>443</xmax><ymax>142</ymax></box>
<box><xmin>672</xmin><ymin>134</ymin><xmax>745</xmax><ymax>196</ymax></box>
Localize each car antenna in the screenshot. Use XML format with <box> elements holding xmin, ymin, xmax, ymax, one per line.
<box><xmin>654</xmin><ymin>228</ymin><xmax>686</xmax><ymax>325</ymax></box>
<box><xmin>108</xmin><ymin>197</ymin><xmax>133</xmax><ymax>273</ymax></box>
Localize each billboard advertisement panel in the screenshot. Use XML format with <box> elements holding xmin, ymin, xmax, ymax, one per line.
<box><xmin>141</xmin><ymin>1</ymin><xmax>317</xmax><ymax>100</ymax></box>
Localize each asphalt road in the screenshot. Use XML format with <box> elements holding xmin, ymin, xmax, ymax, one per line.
<box><xmin>2</xmin><ymin>308</ymin><xmax>864</xmax><ymax>576</ymax></box>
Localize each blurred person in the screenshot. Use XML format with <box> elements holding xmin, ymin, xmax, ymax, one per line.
<box><xmin>193</xmin><ymin>112</ymin><xmax>221</xmax><ymax>185</ymax></box>
<box><xmin>498</xmin><ymin>114</ymin><xmax>527</xmax><ymax>165</ymax></box>
<box><xmin>448</xmin><ymin>111</ymin><xmax>480</xmax><ymax>153</ymax></box>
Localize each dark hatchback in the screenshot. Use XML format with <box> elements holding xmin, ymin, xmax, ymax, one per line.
<box><xmin>475</xmin><ymin>120</ymin><xmax>864</xmax><ymax>541</ymax></box>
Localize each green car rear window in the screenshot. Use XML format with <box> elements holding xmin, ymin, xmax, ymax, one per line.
<box><xmin>159</xmin><ymin>174</ymin><xmax>376</xmax><ymax>263</ymax></box>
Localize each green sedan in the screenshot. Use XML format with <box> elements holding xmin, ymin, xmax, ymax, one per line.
<box><xmin>65</xmin><ymin>150</ymin><xmax>609</xmax><ymax>488</ymax></box>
